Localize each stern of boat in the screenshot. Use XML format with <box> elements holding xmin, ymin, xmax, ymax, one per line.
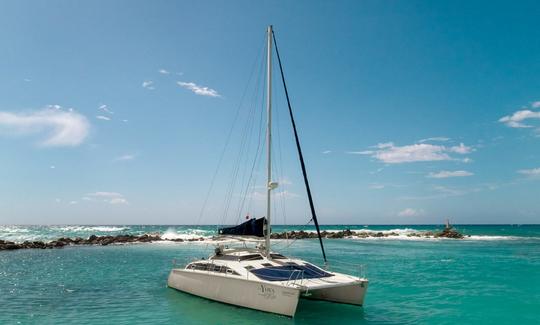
<box><xmin>305</xmin><ymin>278</ymin><xmax>368</xmax><ymax>306</ymax></box>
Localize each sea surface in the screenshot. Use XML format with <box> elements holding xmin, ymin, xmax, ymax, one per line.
<box><xmin>1</xmin><ymin>224</ymin><xmax>539</xmax><ymax>324</ymax></box>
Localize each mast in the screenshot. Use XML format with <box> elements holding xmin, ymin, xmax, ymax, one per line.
<box><xmin>265</xmin><ymin>25</ymin><xmax>273</xmax><ymax>258</ymax></box>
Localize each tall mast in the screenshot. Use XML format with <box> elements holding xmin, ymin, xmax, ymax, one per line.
<box><xmin>265</xmin><ymin>25</ymin><xmax>273</xmax><ymax>258</ymax></box>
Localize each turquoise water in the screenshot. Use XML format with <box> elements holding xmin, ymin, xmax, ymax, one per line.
<box><xmin>1</xmin><ymin>225</ymin><xmax>539</xmax><ymax>324</ymax></box>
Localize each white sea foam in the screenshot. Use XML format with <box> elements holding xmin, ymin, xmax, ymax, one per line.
<box><xmin>0</xmin><ymin>226</ymin><xmax>31</xmax><ymax>233</ymax></box>
<box><xmin>161</xmin><ymin>228</ymin><xmax>212</xmax><ymax>241</ymax></box>
<box><xmin>50</xmin><ymin>226</ymin><xmax>130</xmax><ymax>232</ymax></box>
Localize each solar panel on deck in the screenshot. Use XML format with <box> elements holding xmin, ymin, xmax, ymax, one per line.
<box><xmin>250</xmin><ymin>264</ymin><xmax>333</xmax><ymax>281</ymax></box>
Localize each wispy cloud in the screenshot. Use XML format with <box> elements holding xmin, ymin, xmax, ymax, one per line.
<box><xmin>96</xmin><ymin>115</ymin><xmax>111</xmax><ymax>121</ymax></box>
<box><xmin>401</xmin><ymin>185</ymin><xmax>482</xmax><ymax>200</ymax></box>
<box><xmin>322</xmin><ymin>150</ymin><xmax>332</xmax><ymax>154</ymax></box>
<box><xmin>277</xmin><ymin>177</ymin><xmax>293</xmax><ymax>185</ymax></box>
<box><xmin>517</xmin><ymin>167</ymin><xmax>540</xmax><ymax>178</ymax></box>
<box><xmin>427</xmin><ymin>170</ymin><xmax>474</xmax><ymax>178</ymax></box>
<box><xmin>448</xmin><ymin>143</ymin><xmax>473</xmax><ymax>154</ymax></box>
<box><xmin>142</xmin><ymin>80</ymin><xmax>155</xmax><ymax>90</ymax></box>
<box><xmin>86</xmin><ymin>192</ymin><xmax>129</xmax><ymax>205</ymax></box>
<box><xmin>114</xmin><ymin>154</ymin><xmax>136</xmax><ymax>162</ymax></box>
<box><xmin>499</xmin><ymin>110</ymin><xmax>540</xmax><ymax>128</ymax></box>
<box><xmin>499</xmin><ymin>101</ymin><xmax>540</xmax><ymax>128</ymax></box>
<box><xmin>247</xmin><ymin>190</ymin><xmax>299</xmax><ymax>200</ymax></box>
<box><xmin>346</xmin><ymin>150</ymin><xmax>374</xmax><ymax>155</ymax></box>
<box><xmin>358</xmin><ymin>142</ymin><xmax>473</xmax><ymax>164</ymax></box>
<box><xmin>418</xmin><ymin>137</ymin><xmax>450</xmax><ymax>143</ymax></box>
<box><xmin>158</xmin><ymin>69</ymin><xmax>170</xmax><ymax>75</ymax></box>
<box><xmin>0</xmin><ymin>106</ymin><xmax>90</xmax><ymax>147</ymax></box>
<box><xmin>398</xmin><ymin>208</ymin><xmax>424</xmax><ymax>217</ymax></box>
<box><xmin>98</xmin><ymin>104</ymin><xmax>113</xmax><ymax>115</ymax></box>
<box><xmin>177</xmin><ymin>81</ymin><xmax>220</xmax><ymax>97</ymax></box>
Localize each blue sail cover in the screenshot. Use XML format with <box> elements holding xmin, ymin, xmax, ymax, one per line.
<box><xmin>218</xmin><ymin>217</ymin><xmax>266</xmax><ymax>237</ymax></box>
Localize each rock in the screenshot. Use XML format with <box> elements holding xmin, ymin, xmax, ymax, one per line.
<box><xmin>435</xmin><ymin>227</ymin><xmax>464</xmax><ymax>239</ymax></box>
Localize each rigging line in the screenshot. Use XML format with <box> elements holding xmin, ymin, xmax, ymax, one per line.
<box><xmin>272</xmin><ymin>30</ymin><xmax>328</xmax><ymax>264</ymax></box>
<box><xmin>234</xmin><ymin>84</ymin><xmax>266</xmax><ymax>224</ymax></box>
<box><xmin>196</xmin><ymin>34</ymin><xmax>266</xmax><ymax>226</ymax></box>
<box><xmin>233</xmin><ymin>50</ymin><xmax>266</xmax><ymax>212</ymax></box>
<box><xmin>244</xmin><ymin>92</ymin><xmax>266</xmax><ymax>219</ymax></box>
<box><xmin>220</xmin><ymin>45</ymin><xmax>266</xmax><ymax>226</ymax></box>
<box><xmin>220</xmin><ymin>40</ymin><xmax>265</xmax><ymax>215</ymax></box>
<box><xmin>233</xmin><ymin>61</ymin><xmax>265</xmax><ymax>223</ymax></box>
<box><xmin>221</xmin><ymin>94</ymin><xmax>257</xmax><ymax>224</ymax></box>
<box><xmin>273</xmin><ymin>78</ymin><xmax>289</xmax><ymax>235</ymax></box>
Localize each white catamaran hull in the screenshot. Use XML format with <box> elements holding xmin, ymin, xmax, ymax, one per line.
<box><xmin>307</xmin><ymin>281</ymin><xmax>368</xmax><ymax>306</ymax></box>
<box><xmin>167</xmin><ymin>269</ymin><xmax>301</xmax><ymax>317</ymax></box>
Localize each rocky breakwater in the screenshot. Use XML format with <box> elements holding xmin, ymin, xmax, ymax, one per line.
<box><xmin>0</xmin><ymin>233</ymin><xmax>164</xmax><ymax>251</ymax></box>
<box><xmin>270</xmin><ymin>227</ymin><xmax>466</xmax><ymax>240</ymax></box>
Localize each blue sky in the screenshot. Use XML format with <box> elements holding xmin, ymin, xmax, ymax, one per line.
<box><xmin>1</xmin><ymin>0</ymin><xmax>539</xmax><ymax>225</ymax></box>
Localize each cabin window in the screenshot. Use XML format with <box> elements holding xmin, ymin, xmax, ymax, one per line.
<box><xmin>244</xmin><ymin>265</ymin><xmax>254</xmax><ymax>270</ymax></box>
<box><xmin>261</xmin><ymin>263</ymin><xmax>274</xmax><ymax>267</ymax></box>
<box><xmin>188</xmin><ymin>263</ymin><xmax>240</xmax><ymax>276</ymax></box>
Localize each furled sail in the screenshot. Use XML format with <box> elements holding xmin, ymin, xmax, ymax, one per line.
<box><xmin>218</xmin><ymin>217</ymin><xmax>266</xmax><ymax>237</ymax></box>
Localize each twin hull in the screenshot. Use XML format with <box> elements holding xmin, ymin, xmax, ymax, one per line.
<box><xmin>168</xmin><ymin>269</ymin><xmax>300</xmax><ymax>317</ymax></box>
<box><xmin>168</xmin><ymin>269</ymin><xmax>368</xmax><ymax>317</ymax></box>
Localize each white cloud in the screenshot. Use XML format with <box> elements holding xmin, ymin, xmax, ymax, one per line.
<box><xmin>499</xmin><ymin>110</ymin><xmax>540</xmax><ymax>128</ymax></box>
<box><xmin>373</xmin><ymin>143</ymin><xmax>450</xmax><ymax>163</ymax></box>
<box><xmin>122</xmin><ymin>119</ymin><xmax>128</xmax><ymax>123</ymax></box>
<box><xmin>177</xmin><ymin>81</ymin><xmax>220</xmax><ymax>97</ymax></box>
<box><xmin>427</xmin><ymin>170</ymin><xmax>474</xmax><ymax>178</ymax></box>
<box><xmin>448</xmin><ymin>143</ymin><xmax>473</xmax><ymax>154</ymax></box>
<box><xmin>98</xmin><ymin>104</ymin><xmax>113</xmax><ymax>115</ymax></box>
<box><xmin>322</xmin><ymin>150</ymin><xmax>332</xmax><ymax>154</ymax></box>
<box><xmin>531</xmin><ymin>101</ymin><xmax>540</xmax><ymax>109</ymax></box>
<box><xmin>248</xmin><ymin>190</ymin><xmax>299</xmax><ymax>200</ymax></box>
<box><xmin>369</xmin><ymin>184</ymin><xmax>385</xmax><ymax>189</ymax></box>
<box><xmin>114</xmin><ymin>154</ymin><xmax>136</xmax><ymax>162</ymax></box>
<box><xmin>110</xmin><ymin>198</ymin><xmax>129</xmax><ymax>205</ymax></box>
<box><xmin>96</xmin><ymin>115</ymin><xmax>111</xmax><ymax>121</ymax></box>
<box><xmin>418</xmin><ymin>137</ymin><xmax>450</xmax><ymax>143</ymax></box>
<box><xmin>0</xmin><ymin>107</ymin><xmax>90</xmax><ymax>147</ymax></box>
<box><xmin>357</xmin><ymin>141</ymin><xmax>473</xmax><ymax>164</ymax></box>
<box><xmin>159</xmin><ymin>69</ymin><xmax>170</xmax><ymax>75</ymax></box>
<box><xmin>142</xmin><ymin>80</ymin><xmax>155</xmax><ymax>90</ymax></box>
<box><xmin>69</xmin><ymin>201</ymin><xmax>78</xmax><ymax>205</ymax></box>
<box><xmin>277</xmin><ymin>177</ymin><xmax>293</xmax><ymax>185</ymax></box>
<box><xmin>398</xmin><ymin>208</ymin><xmax>424</xmax><ymax>217</ymax></box>
<box><xmin>346</xmin><ymin>150</ymin><xmax>373</xmax><ymax>155</ymax></box>
<box><xmin>23</xmin><ymin>78</ymin><xmax>31</xmax><ymax>82</ymax></box>
<box><xmin>50</xmin><ymin>165</ymin><xmax>56</xmax><ymax>169</ymax></box>
<box><xmin>86</xmin><ymin>192</ymin><xmax>129</xmax><ymax>205</ymax></box>
<box><xmin>274</xmin><ymin>190</ymin><xmax>299</xmax><ymax>199</ymax></box>
<box><xmin>517</xmin><ymin>167</ymin><xmax>540</xmax><ymax>178</ymax></box>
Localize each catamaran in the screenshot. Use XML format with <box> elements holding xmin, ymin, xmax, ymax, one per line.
<box><xmin>167</xmin><ymin>26</ymin><xmax>368</xmax><ymax>317</ymax></box>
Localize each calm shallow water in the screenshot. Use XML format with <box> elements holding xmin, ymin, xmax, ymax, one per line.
<box><xmin>1</xmin><ymin>225</ymin><xmax>539</xmax><ymax>324</ymax></box>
